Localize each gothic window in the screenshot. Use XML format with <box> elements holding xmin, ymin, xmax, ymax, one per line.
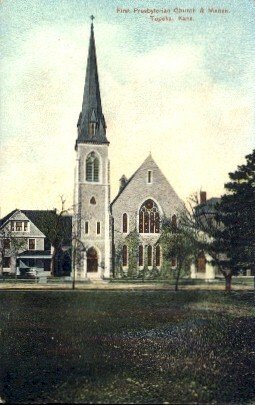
<box><xmin>147</xmin><ymin>245</ymin><xmax>152</xmax><ymax>267</ymax></box>
<box><xmin>139</xmin><ymin>245</ymin><xmax>143</xmax><ymax>266</ymax></box>
<box><xmin>156</xmin><ymin>245</ymin><xmax>161</xmax><ymax>266</ymax></box>
<box><xmin>96</xmin><ymin>222</ymin><xmax>101</xmax><ymax>235</ymax></box>
<box><xmin>122</xmin><ymin>245</ymin><xmax>128</xmax><ymax>266</ymax></box>
<box><xmin>139</xmin><ymin>199</ymin><xmax>160</xmax><ymax>233</ymax></box>
<box><xmin>90</xmin><ymin>197</ymin><xmax>96</xmax><ymax>205</ymax></box>
<box><xmin>85</xmin><ymin>221</ymin><xmax>89</xmax><ymax>234</ymax></box>
<box><xmin>86</xmin><ymin>152</ymin><xmax>99</xmax><ymax>182</ymax></box>
<box><xmin>122</xmin><ymin>213</ymin><xmax>128</xmax><ymax>233</ymax></box>
<box><xmin>148</xmin><ymin>170</ymin><xmax>152</xmax><ymax>183</ymax></box>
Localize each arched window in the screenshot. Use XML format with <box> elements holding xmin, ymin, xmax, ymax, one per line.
<box><xmin>147</xmin><ymin>245</ymin><xmax>152</xmax><ymax>267</ymax></box>
<box><xmin>139</xmin><ymin>245</ymin><xmax>143</xmax><ymax>266</ymax></box>
<box><xmin>86</xmin><ymin>152</ymin><xmax>99</xmax><ymax>182</ymax></box>
<box><xmin>122</xmin><ymin>245</ymin><xmax>128</xmax><ymax>267</ymax></box>
<box><xmin>122</xmin><ymin>213</ymin><xmax>128</xmax><ymax>233</ymax></box>
<box><xmin>156</xmin><ymin>245</ymin><xmax>161</xmax><ymax>267</ymax></box>
<box><xmin>139</xmin><ymin>199</ymin><xmax>160</xmax><ymax>233</ymax></box>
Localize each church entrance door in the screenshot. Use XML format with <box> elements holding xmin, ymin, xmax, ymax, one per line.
<box><xmin>87</xmin><ymin>247</ymin><xmax>98</xmax><ymax>273</ymax></box>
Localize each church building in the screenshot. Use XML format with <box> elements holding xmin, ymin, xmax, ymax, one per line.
<box><xmin>73</xmin><ymin>20</ymin><xmax>184</xmax><ymax>280</ymax></box>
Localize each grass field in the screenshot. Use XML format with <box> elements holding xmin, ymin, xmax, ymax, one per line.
<box><xmin>0</xmin><ymin>290</ymin><xmax>254</xmax><ymax>404</ymax></box>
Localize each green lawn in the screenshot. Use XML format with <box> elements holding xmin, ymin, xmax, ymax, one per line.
<box><xmin>0</xmin><ymin>290</ymin><xmax>254</xmax><ymax>404</ymax></box>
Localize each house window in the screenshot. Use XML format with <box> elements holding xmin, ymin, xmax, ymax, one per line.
<box><xmin>148</xmin><ymin>170</ymin><xmax>152</xmax><ymax>184</ymax></box>
<box><xmin>85</xmin><ymin>221</ymin><xmax>89</xmax><ymax>234</ymax></box>
<box><xmin>89</xmin><ymin>122</ymin><xmax>96</xmax><ymax>136</ymax></box>
<box><xmin>122</xmin><ymin>213</ymin><xmax>128</xmax><ymax>233</ymax></box>
<box><xmin>156</xmin><ymin>245</ymin><xmax>161</xmax><ymax>266</ymax></box>
<box><xmin>139</xmin><ymin>199</ymin><xmax>160</xmax><ymax>233</ymax></box>
<box><xmin>122</xmin><ymin>245</ymin><xmax>128</xmax><ymax>267</ymax></box>
<box><xmin>16</xmin><ymin>221</ymin><xmax>22</xmax><ymax>231</ymax></box>
<box><xmin>147</xmin><ymin>245</ymin><xmax>152</xmax><ymax>267</ymax></box>
<box><xmin>96</xmin><ymin>222</ymin><xmax>101</xmax><ymax>235</ymax></box>
<box><xmin>28</xmin><ymin>239</ymin><xmax>36</xmax><ymax>250</ymax></box>
<box><xmin>3</xmin><ymin>257</ymin><xmax>11</xmax><ymax>268</ymax></box>
<box><xmin>24</xmin><ymin>222</ymin><xmax>28</xmax><ymax>231</ymax></box>
<box><xmin>86</xmin><ymin>152</ymin><xmax>99</xmax><ymax>182</ymax></box>
<box><xmin>11</xmin><ymin>222</ymin><xmax>15</xmax><ymax>231</ymax></box>
<box><xmin>3</xmin><ymin>239</ymin><xmax>10</xmax><ymax>249</ymax></box>
<box><xmin>139</xmin><ymin>245</ymin><xmax>143</xmax><ymax>266</ymax></box>
<box><xmin>171</xmin><ymin>258</ymin><xmax>177</xmax><ymax>267</ymax></box>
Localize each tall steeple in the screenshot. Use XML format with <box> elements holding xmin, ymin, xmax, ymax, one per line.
<box><xmin>76</xmin><ymin>18</ymin><xmax>108</xmax><ymax>149</ymax></box>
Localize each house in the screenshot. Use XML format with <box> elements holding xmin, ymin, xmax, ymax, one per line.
<box><xmin>0</xmin><ymin>209</ymin><xmax>72</xmax><ymax>277</ymax></box>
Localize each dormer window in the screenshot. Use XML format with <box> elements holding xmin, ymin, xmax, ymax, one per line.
<box><xmin>89</xmin><ymin>122</ymin><xmax>96</xmax><ymax>136</ymax></box>
<box><xmin>10</xmin><ymin>221</ymin><xmax>29</xmax><ymax>232</ymax></box>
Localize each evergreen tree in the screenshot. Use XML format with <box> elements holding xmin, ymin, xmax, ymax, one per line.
<box><xmin>214</xmin><ymin>149</ymin><xmax>255</xmax><ymax>287</ymax></box>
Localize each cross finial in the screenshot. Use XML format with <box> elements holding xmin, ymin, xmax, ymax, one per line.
<box><xmin>90</xmin><ymin>15</ymin><xmax>95</xmax><ymax>22</ymax></box>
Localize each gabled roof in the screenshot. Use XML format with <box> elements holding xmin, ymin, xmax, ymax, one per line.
<box><xmin>0</xmin><ymin>209</ymin><xmax>72</xmax><ymax>246</ymax></box>
<box><xmin>111</xmin><ymin>154</ymin><xmax>183</xmax><ymax>209</ymax></box>
<box><xmin>0</xmin><ymin>210</ymin><xmax>17</xmax><ymax>228</ymax></box>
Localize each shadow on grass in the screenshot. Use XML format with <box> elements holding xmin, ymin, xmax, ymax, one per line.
<box><xmin>0</xmin><ymin>290</ymin><xmax>254</xmax><ymax>403</ymax></box>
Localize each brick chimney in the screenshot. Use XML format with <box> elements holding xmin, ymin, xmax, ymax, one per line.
<box><xmin>119</xmin><ymin>175</ymin><xmax>127</xmax><ymax>193</ymax></box>
<box><xmin>200</xmin><ymin>191</ymin><xmax>207</xmax><ymax>204</ymax></box>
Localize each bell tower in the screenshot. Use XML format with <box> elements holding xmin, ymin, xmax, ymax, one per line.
<box><xmin>74</xmin><ymin>17</ymin><xmax>110</xmax><ymax>279</ymax></box>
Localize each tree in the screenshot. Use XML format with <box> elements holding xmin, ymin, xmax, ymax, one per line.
<box><xmin>126</xmin><ymin>229</ymin><xmax>140</xmax><ymax>278</ymax></box>
<box><xmin>213</xmin><ymin>149</ymin><xmax>255</xmax><ymax>289</ymax></box>
<box><xmin>182</xmin><ymin>151</ymin><xmax>255</xmax><ymax>292</ymax></box>
<box><xmin>160</xmin><ymin>216</ymin><xmax>199</xmax><ymax>291</ymax></box>
<box><xmin>35</xmin><ymin>201</ymin><xmax>72</xmax><ymax>277</ymax></box>
<box><xmin>0</xmin><ymin>227</ymin><xmax>27</xmax><ymax>276</ymax></box>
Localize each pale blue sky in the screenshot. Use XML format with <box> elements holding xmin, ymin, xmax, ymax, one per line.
<box><xmin>1</xmin><ymin>0</ymin><xmax>255</xmax><ymax>215</ymax></box>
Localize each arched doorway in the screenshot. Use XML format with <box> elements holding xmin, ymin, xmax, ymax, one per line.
<box><xmin>87</xmin><ymin>247</ymin><xmax>98</xmax><ymax>273</ymax></box>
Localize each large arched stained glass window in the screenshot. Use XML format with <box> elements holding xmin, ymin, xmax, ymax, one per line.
<box><xmin>139</xmin><ymin>199</ymin><xmax>160</xmax><ymax>233</ymax></box>
<box><xmin>86</xmin><ymin>152</ymin><xmax>99</xmax><ymax>182</ymax></box>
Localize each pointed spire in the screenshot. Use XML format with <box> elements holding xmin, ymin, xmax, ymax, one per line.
<box><xmin>76</xmin><ymin>18</ymin><xmax>108</xmax><ymax>148</ymax></box>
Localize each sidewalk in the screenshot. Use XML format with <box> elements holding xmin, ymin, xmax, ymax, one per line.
<box><xmin>0</xmin><ymin>280</ymin><xmax>253</xmax><ymax>291</ymax></box>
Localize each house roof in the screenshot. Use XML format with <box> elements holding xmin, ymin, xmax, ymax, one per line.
<box><xmin>196</xmin><ymin>197</ymin><xmax>221</xmax><ymax>215</ymax></box>
<box><xmin>18</xmin><ymin>250</ymin><xmax>51</xmax><ymax>257</ymax></box>
<box><xmin>0</xmin><ymin>210</ymin><xmax>72</xmax><ymax>246</ymax></box>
